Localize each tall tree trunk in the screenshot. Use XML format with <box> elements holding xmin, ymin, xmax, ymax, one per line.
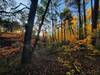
<box><xmin>91</xmin><ymin>0</ymin><xmax>93</xmax><ymax>30</ymax></box>
<box><xmin>52</xmin><ymin>18</ymin><xmax>54</xmax><ymax>41</ymax></box>
<box><xmin>57</xmin><ymin>27</ymin><xmax>59</xmax><ymax>41</ymax></box>
<box><xmin>91</xmin><ymin>0</ymin><xmax>99</xmax><ymax>46</ymax></box>
<box><xmin>83</xmin><ymin>0</ymin><xmax>87</xmax><ymax>37</ymax></box>
<box><xmin>34</xmin><ymin>0</ymin><xmax>51</xmax><ymax>48</ymax></box>
<box><xmin>21</xmin><ymin>0</ymin><xmax>38</xmax><ymax>64</ymax></box>
<box><xmin>61</xmin><ymin>24</ymin><xmax>63</xmax><ymax>41</ymax></box>
<box><xmin>51</xmin><ymin>1</ymin><xmax>54</xmax><ymax>41</ymax></box>
<box><xmin>92</xmin><ymin>0</ymin><xmax>99</xmax><ymax>30</ymax></box>
<box><xmin>54</xmin><ymin>29</ymin><xmax>56</xmax><ymax>41</ymax></box>
<box><xmin>76</xmin><ymin>0</ymin><xmax>82</xmax><ymax>39</ymax></box>
<box><xmin>59</xmin><ymin>17</ymin><xmax>63</xmax><ymax>42</ymax></box>
<box><xmin>64</xmin><ymin>22</ymin><xmax>66</xmax><ymax>42</ymax></box>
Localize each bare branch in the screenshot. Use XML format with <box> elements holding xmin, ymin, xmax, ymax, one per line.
<box><xmin>12</xmin><ymin>7</ymin><xmax>29</xmax><ymax>14</ymax></box>
<box><xmin>20</xmin><ymin>3</ymin><xmax>30</xmax><ymax>9</ymax></box>
<box><xmin>0</xmin><ymin>7</ymin><xmax>29</xmax><ymax>15</ymax></box>
<box><xmin>11</xmin><ymin>2</ymin><xmax>30</xmax><ymax>10</ymax></box>
<box><xmin>0</xmin><ymin>11</ymin><xmax>11</xmax><ymax>14</ymax></box>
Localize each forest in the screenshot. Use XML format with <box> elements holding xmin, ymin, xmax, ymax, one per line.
<box><xmin>0</xmin><ymin>0</ymin><xmax>100</xmax><ymax>75</ymax></box>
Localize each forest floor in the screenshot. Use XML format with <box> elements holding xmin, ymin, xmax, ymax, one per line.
<box><xmin>1</xmin><ymin>44</ymin><xmax>100</xmax><ymax>75</ymax></box>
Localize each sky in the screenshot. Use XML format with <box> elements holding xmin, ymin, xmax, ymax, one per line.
<box><xmin>15</xmin><ymin>0</ymin><xmax>29</xmax><ymax>5</ymax></box>
<box><xmin>14</xmin><ymin>0</ymin><xmax>93</xmax><ymax>25</ymax></box>
<box><xmin>15</xmin><ymin>0</ymin><xmax>92</xmax><ymax>16</ymax></box>
<box><xmin>15</xmin><ymin>0</ymin><xmax>41</xmax><ymax>7</ymax></box>
<box><xmin>69</xmin><ymin>0</ymin><xmax>94</xmax><ymax>16</ymax></box>
<box><xmin>15</xmin><ymin>0</ymin><xmax>93</xmax><ymax>34</ymax></box>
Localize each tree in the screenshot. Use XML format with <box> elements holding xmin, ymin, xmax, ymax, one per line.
<box><xmin>83</xmin><ymin>0</ymin><xmax>87</xmax><ymax>37</ymax></box>
<box><xmin>21</xmin><ymin>0</ymin><xmax>38</xmax><ymax>64</ymax></box>
<box><xmin>65</xmin><ymin>0</ymin><xmax>83</xmax><ymax>39</ymax></box>
<box><xmin>0</xmin><ymin>19</ymin><xmax>19</xmax><ymax>32</ymax></box>
<box><xmin>33</xmin><ymin>0</ymin><xmax>51</xmax><ymax>48</ymax></box>
<box><xmin>92</xmin><ymin>0</ymin><xmax>99</xmax><ymax>30</ymax></box>
<box><xmin>37</xmin><ymin>0</ymin><xmax>62</xmax><ymax>42</ymax></box>
<box><xmin>0</xmin><ymin>0</ymin><xmax>30</xmax><ymax>33</ymax></box>
<box><xmin>50</xmin><ymin>0</ymin><xmax>62</xmax><ymax>41</ymax></box>
<box><xmin>91</xmin><ymin>0</ymin><xmax>99</xmax><ymax>46</ymax></box>
<box><xmin>60</xmin><ymin>8</ymin><xmax>72</xmax><ymax>42</ymax></box>
<box><xmin>36</xmin><ymin>0</ymin><xmax>51</xmax><ymax>40</ymax></box>
<box><xmin>0</xmin><ymin>0</ymin><xmax>16</xmax><ymax>18</ymax></box>
<box><xmin>91</xmin><ymin>0</ymin><xmax>93</xmax><ymax>30</ymax></box>
<box><xmin>76</xmin><ymin>0</ymin><xmax>83</xmax><ymax>39</ymax></box>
